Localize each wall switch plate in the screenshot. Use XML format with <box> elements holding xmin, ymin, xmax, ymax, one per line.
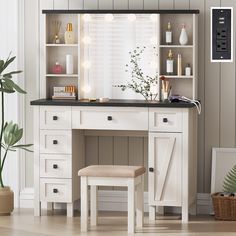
<box><xmin>211</xmin><ymin>7</ymin><xmax>233</xmax><ymax>62</ymax></box>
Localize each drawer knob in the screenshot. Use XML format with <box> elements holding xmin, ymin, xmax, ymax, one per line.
<box><xmin>149</xmin><ymin>167</ymin><xmax>154</xmax><ymax>172</ymax></box>
<box><xmin>53</xmin><ymin>188</ymin><xmax>58</xmax><ymax>193</ymax></box>
<box><xmin>53</xmin><ymin>140</ymin><xmax>58</xmax><ymax>145</ymax></box>
<box><xmin>107</xmin><ymin>116</ymin><xmax>112</xmax><ymax>121</ymax></box>
<box><xmin>53</xmin><ymin>116</ymin><xmax>58</xmax><ymax>121</ymax></box>
<box><xmin>163</xmin><ymin>118</ymin><xmax>168</xmax><ymax>123</ymax></box>
<box><xmin>53</xmin><ymin>164</ymin><xmax>58</xmax><ymax>169</ymax></box>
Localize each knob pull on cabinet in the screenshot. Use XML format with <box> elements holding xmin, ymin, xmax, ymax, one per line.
<box><xmin>163</xmin><ymin>118</ymin><xmax>168</xmax><ymax>123</ymax></box>
<box><xmin>53</xmin><ymin>188</ymin><xmax>58</xmax><ymax>193</ymax></box>
<box><xmin>53</xmin><ymin>116</ymin><xmax>58</xmax><ymax>121</ymax></box>
<box><xmin>149</xmin><ymin>167</ymin><xmax>154</xmax><ymax>172</ymax></box>
<box><xmin>53</xmin><ymin>164</ymin><xmax>58</xmax><ymax>169</ymax></box>
<box><xmin>107</xmin><ymin>116</ymin><xmax>112</xmax><ymax>121</ymax></box>
<box><xmin>53</xmin><ymin>140</ymin><xmax>58</xmax><ymax>145</ymax></box>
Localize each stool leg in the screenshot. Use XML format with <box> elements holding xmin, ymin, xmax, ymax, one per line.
<box><xmin>67</xmin><ymin>203</ymin><xmax>74</xmax><ymax>217</ymax></box>
<box><xmin>81</xmin><ymin>176</ymin><xmax>88</xmax><ymax>232</ymax></box>
<box><xmin>128</xmin><ymin>179</ymin><xmax>135</xmax><ymax>234</ymax></box>
<box><xmin>90</xmin><ymin>185</ymin><xmax>97</xmax><ymax>226</ymax></box>
<box><xmin>136</xmin><ymin>176</ymin><xmax>144</xmax><ymax>228</ymax></box>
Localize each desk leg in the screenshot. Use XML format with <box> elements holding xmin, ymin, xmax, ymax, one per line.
<box><xmin>67</xmin><ymin>203</ymin><xmax>74</xmax><ymax>217</ymax></box>
<box><xmin>128</xmin><ymin>179</ymin><xmax>135</xmax><ymax>234</ymax></box>
<box><xmin>149</xmin><ymin>205</ymin><xmax>156</xmax><ymax>221</ymax></box>
<box><xmin>34</xmin><ymin>201</ymin><xmax>41</xmax><ymax>216</ymax></box>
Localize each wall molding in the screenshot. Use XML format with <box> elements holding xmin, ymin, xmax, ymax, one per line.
<box><xmin>20</xmin><ymin>189</ymin><xmax>213</xmax><ymax>215</ymax></box>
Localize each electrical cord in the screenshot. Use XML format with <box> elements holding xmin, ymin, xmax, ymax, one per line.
<box><xmin>180</xmin><ymin>96</ymin><xmax>201</xmax><ymax>115</ymax></box>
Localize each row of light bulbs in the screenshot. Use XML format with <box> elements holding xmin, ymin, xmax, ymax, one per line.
<box><xmin>82</xmin><ymin>13</ymin><xmax>158</xmax><ymax>22</ymax></box>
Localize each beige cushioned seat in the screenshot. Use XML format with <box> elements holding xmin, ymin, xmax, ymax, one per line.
<box><xmin>78</xmin><ymin>165</ymin><xmax>146</xmax><ymax>178</ymax></box>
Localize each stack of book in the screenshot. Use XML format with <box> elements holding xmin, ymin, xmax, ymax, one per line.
<box><xmin>52</xmin><ymin>86</ymin><xmax>77</xmax><ymax>100</ymax></box>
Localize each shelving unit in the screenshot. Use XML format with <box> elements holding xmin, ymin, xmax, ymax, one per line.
<box><xmin>40</xmin><ymin>10</ymin><xmax>198</xmax><ymax>101</ymax></box>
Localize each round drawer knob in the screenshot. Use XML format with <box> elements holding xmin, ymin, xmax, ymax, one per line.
<box><xmin>107</xmin><ymin>116</ymin><xmax>112</xmax><ymax>121</ymax></box>
<box><xmin>53</xmin><ymin>116</ymin><xmax>58</xmax><ymax>121</ymax></box>
<box><xmin>53</xmin><ymin>164</ymin><xmax>58</xmax><ymax>169</ymax></box>
<box><xmin>149</xmin><ymin>167</ymin><xmax>154</xmax><ymax>172</ymax></box>
<box><xmin>163</xmin><ymin>118</ymin><xmax>168</xmax><ymax>123</ymax></box>
<box><xmin>53</xmin><ymin>140</ymin><xmax>58</xmax><ymax>145</ymax></box>
<box><xmin>53</xmin><ymin>188</ymin><xmax>58</xmax><ymax>193</ymax></box>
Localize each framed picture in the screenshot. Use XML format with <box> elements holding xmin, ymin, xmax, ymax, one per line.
<box><xmin>211</xmin><ymin>148</ymin><xmax>236</xmax><ymax>193</ymax></box>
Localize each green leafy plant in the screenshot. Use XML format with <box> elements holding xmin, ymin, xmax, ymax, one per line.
<box><xmin>223</xmin><ymin>165</ymin><xmax>236</xmax><ymax>193</ymax></box>
<box><xmin>114</xmin><ymin>46</ymin><xmax>159</xmax><ymax>100</ymax></box>
<box><xmin>0</xmin><ymin>54</ymin><xmax>32</xmax><ymax>188</ymax></box>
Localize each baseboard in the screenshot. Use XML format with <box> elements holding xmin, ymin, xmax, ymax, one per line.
<box><xmin>20</xmin><ymin>188</ymin><xmax>212</xmax><ymax>214</ymax></box>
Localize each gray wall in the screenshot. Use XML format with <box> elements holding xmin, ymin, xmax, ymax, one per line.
<box><xmin>24</xmin><ymin>0</ymin><xmax>236</xmax><ymax>193</ymax></box>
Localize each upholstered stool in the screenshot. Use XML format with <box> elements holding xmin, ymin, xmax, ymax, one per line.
<box><xmin>78</xmin><ymin>165</ymin><xmax>146</xmax><ymax>233</ymax></box>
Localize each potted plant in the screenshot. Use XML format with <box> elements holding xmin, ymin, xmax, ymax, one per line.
<box><xmin>212</xmin><ymin>164</ymin><xmax>236</xmax><ymax>220</ymax></box>
<box><xmin>0</xmin><ymin>54</ymin><xmax>32</xmax><ymax>215</ymax></box>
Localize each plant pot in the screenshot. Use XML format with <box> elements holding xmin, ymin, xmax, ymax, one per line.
<box><xmin>0</xmin><ymin>187</ymin><xmax>14</xmax><ymax>215</ymax></box>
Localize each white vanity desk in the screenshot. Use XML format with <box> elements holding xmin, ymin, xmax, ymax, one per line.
<box><xmin>31</xmin><ymin>99</ymin><xmax>197</xmax><ymax>222</ymax></box>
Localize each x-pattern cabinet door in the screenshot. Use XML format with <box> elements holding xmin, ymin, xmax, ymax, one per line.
<box><xmin>149</xmin><ymin>132</ymin><xmax>182</xmax><ymax>207</ymax></box>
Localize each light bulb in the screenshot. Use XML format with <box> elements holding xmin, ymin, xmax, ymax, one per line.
<box><xmin>83</xmin><ymin>14</ymin><xmax>91</xmax><ymax>22</ymax></box>
<box><xmin>82</xmin><ymin>61</ymin><xmax>91</xmax><ymax>69</ymax></box>
<box><xmin>127</xmin><ymin>14</ymin><xmax>136</xmax><ymax>22</ymax></box>
<box><xmin>82</xmin><ymin>36</ymin><xmax>92</xmax><ymax>45</ymax></box>
<box><xmin>82</xmin><ymin>85</ymin><xmax>92</xmax><ymax>93</ymax></box>
<box><xmin>150</xmin><ymin>36</ymin><xmax>157</xmax><ymax>45</ymax></box>
<box><xmin>150</xmin><ymin>14</ymin><xmax>158</xmax><ymax>22</ymax></box>
<box><xmin>105</xmin><ymin>14</ymin><xmax>114</xmax><ymax>22</ymax></box>
<box><xmin>150</xmin><ymin>61</ymin><xmax>158</xmax><ymax>69</ymax></box>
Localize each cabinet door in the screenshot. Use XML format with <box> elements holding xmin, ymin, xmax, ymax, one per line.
<box><xmin>149</xmin><ymin>132</ymin><xmax>182</xmax><ymax>206</ymax></box>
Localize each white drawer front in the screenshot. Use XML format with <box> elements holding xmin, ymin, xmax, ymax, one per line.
<box><xmin>40</xmin><ymin>130</ymin><xmax>71</xmax><ymax>154</ymax></box>
<box><xmin>40</xmin><ymin>106</ymin><xmax>71</xmax><ymax>130</ymax></box>
<box><xmin>40</xmin><ymin>178</ymin><xmax>72</xmax><ymax>203</ymax></box>
<box><xmin>40</xmin><ymin>155</ymin><xmax>72</xmax><ymax>178</ymax></box>
<box><xmin>72</xmin><ymin>107</ymin><xmax>148</xmax><ymax>130</ymax></box>
<box><xmin>149</xmin><ymin>108</ymin><xmax>183</xmax><ymax>132</ymax></box>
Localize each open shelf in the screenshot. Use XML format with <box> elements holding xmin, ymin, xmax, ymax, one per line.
<box><xmin>46</xmin><ymin>74</ymin><xmax>78</xmax><ymax>77</ymax></box>
<box><xmin>46</xmin><ymin>44</ymin><xmax>78</xmax><ymax>47</ymax></box>
<box><xmin>159</xmin><ymin>45</ymin><xmax>193</xmax><ymax>48</ymax></box>
<box><xmin>160</xmin><ymin>75</ymin><xmax>194</xmax><ymax>79</ymax></box>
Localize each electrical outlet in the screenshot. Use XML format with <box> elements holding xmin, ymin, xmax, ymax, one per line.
<box><xmin>211</xmin><ymin>7</ymin><xmax>233</xmax><ymax>62</ymax></box>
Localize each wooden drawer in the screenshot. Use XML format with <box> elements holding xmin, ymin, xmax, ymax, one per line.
<box><xmin>149</xmin><ymin>108</ymin><xmax>183</xmax><ymax>132</ymax></box>
<box><xmin>72</xmin><ymin>107</ymin><xmax>148</xmax><ymax>130</ymax></box>
<box><xmin>40</xmin><ymin>178</ymin><xmax>72</xmax><ymax>203</ymax></box>
<box><xmin>40</xmin><ymin>106</ymin><xmax>71</xmax><ymax>130</ymax></box>
<box><xmin>40</xmin><ymin>130</ymin><xmax>71</xmax><ymax>154</ymax></box>
<box><xmin>40</xmin><ymin>155</ymin><xmax>72</xmax><ymax>178</ymax></box>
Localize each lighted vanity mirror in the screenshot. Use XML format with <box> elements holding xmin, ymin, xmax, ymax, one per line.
<box><xmin>80</xmin><ymin>13</ymin><xmax>159</xmax><ymax>99</ymax></box>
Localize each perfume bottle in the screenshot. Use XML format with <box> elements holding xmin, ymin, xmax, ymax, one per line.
<box><xmin>179</xmin><ymin>24</ymin><xmax>188</xmax><ymax>45</ymax></box>
<box><xmin>185</xmin><ymin>63</ymin><xmax>191</xmax><ymax>76</ymax></box>
<box><xmin>166</xmin><ymin>49</ymin><xmax>174</xmax><ymax>75</ymax></box>
<box><xmin>165</xmin><ymin>22</ymin><xmax>172</xmax><ymax>44</ymax></box>
<box><xmin>64</xmin><ymin>23</ymin><xmax>75</xmax><ymax>44</ymax></box>
<box><xmin>52</xmin><ymin>62</ymin><xmax>63</xmax><ymax>74</ymax></box>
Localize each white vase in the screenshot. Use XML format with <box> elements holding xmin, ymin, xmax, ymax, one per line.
<box><xmin>179</xmin><ymin>24</ymin><xmax>188</xmax><ymax>45</ymax></box>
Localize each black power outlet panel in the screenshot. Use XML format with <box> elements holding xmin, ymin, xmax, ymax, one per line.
<box><xmin>211</xmin><ymin>8</ymin><xmax>232</xmax><ymax>61</ymax></box>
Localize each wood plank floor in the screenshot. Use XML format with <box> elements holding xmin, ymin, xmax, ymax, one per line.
<box><xmin>0</xmin><ymin>209</ymin><xmax>236</xmax><ymax>236</ymax></box>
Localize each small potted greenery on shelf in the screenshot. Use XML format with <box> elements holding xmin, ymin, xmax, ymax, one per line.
<box><xmin>114</xmin><ymin>46</ymin><xmax>159</xmax><ymax>101</ymax></box>
<box><xmin>212</xmin><ymin>164</ymin><xmax>236</xmax><ymax>220</ymax></box>
<box><xmin>0</xmin><ymin>54</ymin><xmax>32</xmax><ymax>215</ymax></box>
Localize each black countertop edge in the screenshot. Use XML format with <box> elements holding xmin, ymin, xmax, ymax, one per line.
<box><xmin>30</xmin><ymin>99</ymin><xmax>195</xmax><ymax>108</ymax></box>
<box><xmin>42</xmin><ymin>9</ymin><xmax>200</xmax><ymax>14</ymax></box>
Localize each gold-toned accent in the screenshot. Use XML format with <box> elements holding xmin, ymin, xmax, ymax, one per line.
<box><xmin>66</xmin><ymin>23</ymin><xmax>73</xmax><ymax>32</ymax></box>
<box><xmin>168</xmin><ymin>49</ymin><xmax>173</xmax><ymax>59</ymax></box>
<box><xmin>167</xmin><ymin>22</ymin><xmax>171</xmax><ymax>30</ymax></box>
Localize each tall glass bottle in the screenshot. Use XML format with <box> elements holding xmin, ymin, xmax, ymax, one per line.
<box><xmin>165</xmin><ymin>22</ymin><xmax>172</xmax><ymax>44</ymax></box>
<box><xmin>166</xmin><ymin>49</ymin><xmax>174</xmax><ymax>75</ymax></box>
